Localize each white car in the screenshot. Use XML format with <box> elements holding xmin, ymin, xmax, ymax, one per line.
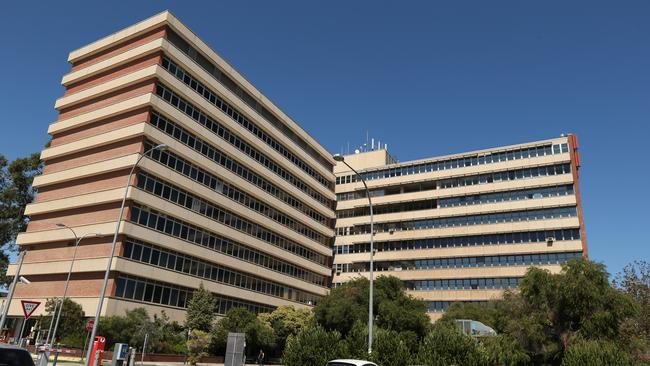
<box><xmin>326</xmin><ymin>360</ymin><xmax>378</xmax><ymax>366</ymax></box>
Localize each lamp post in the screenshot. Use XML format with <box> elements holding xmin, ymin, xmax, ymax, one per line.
<box><xmin>332</xmin><ymin>154</ymin><xmax>375</xmax><ymax>355</ymax></box>
<box><xmin>0</xmin><ymin>251</ymin><xmax>27</xmax><ymax>336</ymax></box>
<box><xmin>50</xmin><ymin>224</ymin><xmax>100</xmax><ymax>346</ymax></box>
<box><xmin>84</xmin><ymin>143</ymin><xmax>167</xmax><ymax>365</ymax></box>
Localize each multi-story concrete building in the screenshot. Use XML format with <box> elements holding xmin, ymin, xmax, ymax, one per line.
<box><xmin>332</xmin><ymin>135</ymin><xmax>587</xmax><ymax>320</ymax></box>
<box><xmin>6</xmin><ymin>11</ymin><xmax>336</xmax><ymax>330</ymax></box>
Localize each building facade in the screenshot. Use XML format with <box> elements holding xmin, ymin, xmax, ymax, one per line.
<box><xmin>332</xmin><ymin>135</ymin><xmax>587</xmax><ymax>320</ymax></box>
<box><xmin>7</xmin><ymin>11</ymin><xmax>336</xmax><ymax>325</ymax></box>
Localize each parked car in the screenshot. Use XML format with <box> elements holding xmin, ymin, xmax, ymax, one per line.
<box><xmin>0</xmin><ymin>344</ymin><xmax>35</xmax><ymax>366</ymax></box>
<box><xmin>326</xmin><ymin>359</ymin><xmax>378</xmax><ymax>366</ymax></box>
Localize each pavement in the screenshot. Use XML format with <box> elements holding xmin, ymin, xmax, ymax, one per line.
<box><xmin>33</xmin><ymin>355</ymin><xmax>226</xmax><ymax>366</ymax></box>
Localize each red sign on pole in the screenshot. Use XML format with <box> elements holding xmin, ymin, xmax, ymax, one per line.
<box><xmin>21</xmin><ymin>300</ymin><xmax>40</xmax><ymax>320</ymax></box>
<box><xmin>86</xmin><ymin>319</ymin><xmax>94</xmax><ymax>332</ymax></box>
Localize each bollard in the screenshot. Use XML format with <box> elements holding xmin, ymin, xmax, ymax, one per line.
<box><xmin>128</xmin><ymin>347</ymin><xmax>136</xmax><ymax>366</ymax></box>
<box><xmin>37</xmin><ymin>351</ymin><xmax>49</xmax><ymax>366</ymax></box>
<box><xmin>52</xmin><ymin>348</ymin><xmax>60</xmax><ymax>366</ymax></box>
<box><xmin>92</xmin><ymin>349</ymin><xmax>101</xmax><ymax>366</ymax></box>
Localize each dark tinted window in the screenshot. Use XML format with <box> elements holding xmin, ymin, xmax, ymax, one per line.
<box><xmin>0</xmin><ymin>348</ymin><xmax>35</xmax><ymax>366</ymax></box>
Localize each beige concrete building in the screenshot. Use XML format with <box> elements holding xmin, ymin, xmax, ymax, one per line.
<box><xmin>332</xmin><ymin>135</ymin><xmax>587</xmax><ymax>320</ymax></box>
<box><xmin>6</xmin><ymin>11</ymin><xmax>336</xmax><ymax>329</ymax></box>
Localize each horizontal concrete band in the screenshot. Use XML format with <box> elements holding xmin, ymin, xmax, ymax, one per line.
<box><xmin>334</xmin><ymin>217</ymin><xmax>580</xmax><ymax>245</ymax></box>
<box><xmin>44</xmin><ymin>95</ymin><xmax>336</xmax><ymax>220</ymax></box>
<box><xmin>336</xmin><ymin>195</ymin><xmax>577</xmax><ymax>227</ymax></box>
<box><xmin>16</xmin><ymin>219</ymin><xmax>332</xmax><ymax>277</ymax></box>
<box><xmin>332</xmin><ymin>263</ymin><xmax>563</xmax><ymax>282</ymax></box>
<box><xmin>333</xmin><ymin>240</ymin><xmax>584</xmax><ymax>263</ymax></box>
<box><xmin>335</xmin><ymin>174</ymin><xmax>575</xmax><ymax>210</ymax></box>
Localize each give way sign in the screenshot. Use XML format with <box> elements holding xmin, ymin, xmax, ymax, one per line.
<box><xmin>21</xmin><ymin>300</ymin><xmax>41</xmax><ymax>320</ymax></box>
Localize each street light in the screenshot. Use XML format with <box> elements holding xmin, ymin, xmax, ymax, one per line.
<box><xmin>49</xmin><ymin>224</ymin><xmax>100</xmax><ymax>346</ymax></box>
<box><xmin>84</xmin><ymin>143</ymin><xmax>168</xmax><ymax>365</ymax></box>
<box><xmin>332</xmin><ymin>154</ymin><xmax>375</xmax><ymax>355</ymax></box>
<box><xmin>0</xmin><ymin>252</ymin><xmax>27</xmax><ymax>335</ymax></box>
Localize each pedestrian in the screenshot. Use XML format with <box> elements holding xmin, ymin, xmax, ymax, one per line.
<box><xmin>257</xmin><ymin>349</ymin><xmax>265</xmax><ymax>366</ymax></box>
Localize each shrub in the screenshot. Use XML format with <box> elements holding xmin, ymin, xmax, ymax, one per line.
<box><xmin>282</xmin><ymin>325</ymin><xmax>347</xmax><ymax>366</ymax></box>
<box><xmin>414</xmin><ymin>323</ymin><xmax>486</xmax><ymax>366</ymax></box>
<box><xmin>370</xmin><ymin>328</ymin><xmax>412</xmax><ymax>366</ymax></box>
<box><xmin>561</xmin><ymin>339</ymin><xmax>637</xmax><ymax>366</ymax></box>
<box><xmin>186</xmin><ymin>329</ymin><xmax>211</xmax><ymax>365</ymax></box>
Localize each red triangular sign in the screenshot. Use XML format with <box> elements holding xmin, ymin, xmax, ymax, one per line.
<box><xmin>21</xmin><ymin>300</ymin><xmax>40</xmax><ymax>320</ymax></box>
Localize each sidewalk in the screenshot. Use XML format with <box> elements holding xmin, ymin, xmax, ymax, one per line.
<box><xmin>33</xmin><ymin>356</ymin><xmax>226</xmax><ymax>366</ymax></box>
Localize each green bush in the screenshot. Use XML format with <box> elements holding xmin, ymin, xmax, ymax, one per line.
<box><xmin>186</xmin><ymin>329</ymin><xmax>210</xmax><ymax>365</ymax></box>
<box><xmin>561</xmin><ymin>339</ymin><xmax>637</xmax><ymax>366</ymax></box>
<box><xmin>370</xmin><ymin>328</ymin><xmax>412</xmax><ymax>366</ymax></box>
<box><xmin>481</xmin><ymin>334</ymin><xmax>530</xmax><ymax>366</ymax></box>
<box><xmin>414</xmin><ymin>323</ymin><xmax>486</xmax><ymax>366</ymax></box>
<box><xmin>282</xmin><ymin>325</ymin><xmax>347</xmax><ymax>366</ymax></box>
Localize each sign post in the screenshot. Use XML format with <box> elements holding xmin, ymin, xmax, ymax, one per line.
<box><xmin>18</xmin><ymin>300</ymin><xmax>40</xmax><ymax>345</ymax></box>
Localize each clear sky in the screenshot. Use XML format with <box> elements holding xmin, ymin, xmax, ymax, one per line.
<box><xmin>1</xmin><ymin>1</ymin><xmax>648</xmax><ymax>276</ymax></box>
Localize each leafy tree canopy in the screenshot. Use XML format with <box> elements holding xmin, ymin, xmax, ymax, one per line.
<box><xmin>210</xmin><ymin>307</ymin><xmax>275</xmax><ymax>356</ymax></box>
<box><xmin>44</xmin><ymin>298</ymin><xmax>84</xmax><ymax>344</ymax></box>
<box><xmin>442</xmin><ymin>258</ymin><xmax>639</xmax><ymax>364</ymax></box>
<box><xmin>185</xmin><ymin>283</ymin><xmax>216</xmax><ymax>332</ymax></box>
<box><xmin>0</xmin><ymin>153</ymin><xmax>41</xmax><ymax>285</ymax></box>
<box><xmin>314</xmin><ymin>275</ymin><xmax>429</xmax><ymax>338</ymax></box>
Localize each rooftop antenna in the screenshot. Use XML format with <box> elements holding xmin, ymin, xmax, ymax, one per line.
<box><xmin>371</xmin><ymin>138</ymin><xmax>375</xmax><ymax>150</ymax></box>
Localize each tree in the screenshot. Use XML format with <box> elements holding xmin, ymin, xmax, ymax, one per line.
<box><xmin>0</xmin><ymin>153</ymin><xmax>41</xmax><ymax>285</ymax></box>
<box><xmin>561</xmin><ymin>338</ymin><xmax>636</xmax><ymax>366</ymax></box>
<box><xmin>210</xmin><ymin>307</ymin><xmax>276</xmax><ymax>356</ymax></box>
<box><xmin>414</xmin><ymin>322</ymin><xmax>486</xmax><ymax>366</ymax></box>
<box><xmin>258</xmin><ymin>306</ymin><xmax>313</xmax><ymax>352</ymax></box>
<box><xmin>98</xmin><ymin>307</ymin><xmax>185</xmax><ymax>353</ymax></box>
<box><xmin>314</xmin><ymin>276</ymin><xmax>429</xmax><ymax>339</ymax></box>
<box><xmin>613</xmin><ymin>260</ymin><xmax>650</xmax><ymax>360</ymax></box>
<box><xmin>369</xmin><ymin>328</ymin><xmax>413</xmax><ymax>366</ymax></box>
<box><xmin>440</xmin><ymin>258</ymin><xmax>639</xmax><ymax>364</ymax></box>
<box><xmin>282</xmin><ymin>325</ymin><xmax>347</xmax><ymax>366</ymax></box>
<box><xmin>44</xmin><ymin>298</ymin><xmax>85</xmax><ymax>344</ymax></box>
<box><xmin>185</xmin><ymin>283</ymin><xmax>216</xmax><ymax>332</ymax></box>
<box><xmin>481</xmin><ymin>334</ymin><xmax>531</xmax><ymax>366</ymax></box>
<box><xmin>186</xmin><ymin>329</ymin><xmax>210</xmax><ymax>365</ymax></box>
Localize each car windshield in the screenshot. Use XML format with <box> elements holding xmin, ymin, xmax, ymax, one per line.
<box><xmin>0</xmin><ymin>348</ymin><xmax>35</xmax><ymax>366</ymax></box>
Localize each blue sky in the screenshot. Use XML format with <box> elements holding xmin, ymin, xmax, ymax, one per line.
<box><xmin>1</xmin><ymin>1</ymin><xmax>648</xmax><ymax>275</ymax></box>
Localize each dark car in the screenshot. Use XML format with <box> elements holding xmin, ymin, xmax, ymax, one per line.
<box><xmin>0</xmin><ymin>344</ymin><xmax>35</xmax><ymax>366</ymax></box>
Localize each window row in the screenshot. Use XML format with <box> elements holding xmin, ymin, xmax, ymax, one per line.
<box><xmin>337</xmin><ymin>206</ymin><xmax>577</xmax><ymax>236</ymax></box>
<box><xmin>336</xmin><ymin>163</ymin><xmax>571</xmax><ymax>202</ymax></box>
<box><xmin>336</xmin><ymin>143</ymin><xmax>569</xmax><ymax>184</ymax></box>
<box><xmin>161</xmin><ymin>56</ymin><xmax>331</xmax><ymax>190</ymax></box>
<box><xmin>426</xmin><ymin>301</ymin><xmax>488</xmax><ymax>313</ymax></box>
<box><xmin>137</xmin><ymin>171</ymin><xmax>329</xmax><ymax>246</ymax></box>
<box><xmin>408</xmin><ymin>277</ymin><xmax>522</xmax><ymax>291</ymax></box>
<box><xmin>129</xmin><ymin>204</ymin><xmax>330</xmax><ymax>268</ymax></box>
<box><xmin>336</xmin><ymin>199</ymin><xmax>437</xmax><ymax>219</ymax></box>
<box><xmin>336</xmin><ymin>184</ymin><xmax>574</xmax><ymax>219</ymax></box>
<box><xmin>438</xmin><ymin>163</ymin><xmax>571</xmax><ymax>189</ymax></box>
<box><xmin>122</xmin><ymin>239</ymin><xmax>320</xmax><ymax>305</ymax></box>
<box><xmin>335</xmin><ymin>228</ymin><xmax>580</xmax><ymax>254</ymax></box>
<box><xmin>114</xmin><ymin>274</ymin><xmax>275</xmax><ymax>314</ymax></box>
<box><xmin>144</xmin><ymin>139</ymin><xmax>328</xmax><ymax>227</ymax></box>
<box><xmin>135</xmin><ymin>174</ymin><xmax>328</xmax><ymax>257</ymax></box>
<box><xmin>334</xmin><ymin>251</ymin><xmax>582</xmax><ymax>273</ymax></box>
<box><xmin>337</xmin><ymin>180</ymin><xmax>437</xmax><ymax>202</ymax></box>
<box><xmin>155</xmin><ymin>84</ymin><xmax>334</xmax><ymax>209</ymax></box>
<box><xmin>438</xmin><ymin>184</ymin><xmax>574</xmax><ymax>208</ymax></box>
<box><xmin>166</xmin><ymin>30</ymin><xmax>333</xmax><ymax>172</ymax></box>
